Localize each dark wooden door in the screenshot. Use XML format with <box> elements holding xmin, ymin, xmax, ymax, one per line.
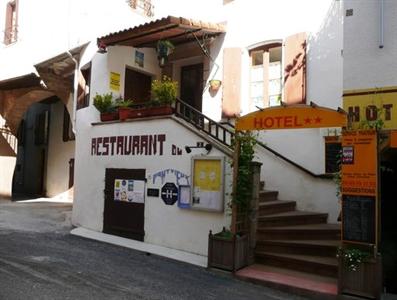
<box><xmin>124</xmin><ymin>68</ymin><xmax>152</xmax><ymax>104</ymax></box>
<box><xmin>104</xmin><ymin>168</ymin><xmax>146</xmax><ymax>241</ymax></box>
<box><xmin>181</xmin><ymin>63</ymin><xmax>203</xmax><ymax>111</ymax></box>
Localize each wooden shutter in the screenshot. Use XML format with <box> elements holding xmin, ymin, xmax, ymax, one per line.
<box><xmin>4</xmin><ymin>2</ymin><xmax>12</xmax><ymax>44</ymax></box>
<box><xmin>222</xmin><ymin>48</ymin><xmax>241</xmax><ymax>118</ymax></box>
<box><xmin>284</xmin><ymin>32</ymin><xmax>307</xmax><ymax>104</ymax></box>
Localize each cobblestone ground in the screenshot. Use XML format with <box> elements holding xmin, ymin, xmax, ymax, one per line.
<box><xmin>0</xmin><ymin>198</ymin><xmax>308</xmax><ymax>300</ymax></box>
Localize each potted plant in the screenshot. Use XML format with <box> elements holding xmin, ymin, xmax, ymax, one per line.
<box><xmin>157</xmin><ymin>40</ymin><xmax>175</xmax><ymax>67</ymax></box>
<box><xmin>115</xmin><ymin>98</ymin><xmax>134</xmax><ymax>121</ymax></box>
<box><xmin>93</xmin><ymin>92</ymin><xmax>118</xmax><ymax>122</ymax></box>
<box><xmin>337</xmin><ymin>246</ymin><xmax>382</xmax><ymax>299</ymax></box>
<box><xmin>149</xmin><ymin>75</ymin><xmax>177</xmax><ymax>116</ymax></box>
<box><xmin>208</xmin><ymin>227</ymin><xmax>248</xmax><ymax>272</ymax></box>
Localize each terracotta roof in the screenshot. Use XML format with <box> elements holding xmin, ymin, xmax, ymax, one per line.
<box><xmin>98</xmin><ymin>16</ymin><xmax>226</xmax><ymax>48</ymax></box>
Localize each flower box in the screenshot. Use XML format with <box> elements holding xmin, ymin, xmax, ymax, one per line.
<box><xmin>119</xmin><ymin>106</ymin><xmax>173</xmax><ymax>121</ymax></box>
<box><xmin>100</xmin><ymin>111</ymin><xmax>119</xmax><ymax>122</ymax></box>
<box><xmin>207</xmin><ymin>228</ymin><xmax>248</xmax><ymax>272</ymax></box>
<box><xmin>338</xmin><ymin>255</ymin><xmax>382</xmax><ymax>299</ymax></box>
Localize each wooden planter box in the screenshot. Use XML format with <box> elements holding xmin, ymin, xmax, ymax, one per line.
<box><xmin>119</xmin><ymin>106</ymin><xmax>173</xmax><ymax>121</ymax></box>
<box><xmin>100</xmin><ymin>111</ymin><xmax>119</xmax><ymax>122</ymax></box>
<box><xmin>207</xmin><ymin>230</ymin><xmax>248</xmax><ymax>272</ymax></box>
<box><xmin>338</xmin><ymin>256</ymin><xmax>382</xmax><ymax>299</ymax></box>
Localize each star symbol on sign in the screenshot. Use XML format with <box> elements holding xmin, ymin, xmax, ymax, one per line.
<box><xmin>315</xmin><ymin>117</ymin><xmax>322</xmax><ymax>123</ymax></box>
<box><xmin>304</xmin><ymin>118</ymin><xmax>312</xmax><ymax>124</ymax></box>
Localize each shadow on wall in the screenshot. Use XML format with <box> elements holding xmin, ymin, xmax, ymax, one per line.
<box><xmin>306</xmin><ymin>0</ymin><xmax>343</xmax><ymax>108</ymax></box>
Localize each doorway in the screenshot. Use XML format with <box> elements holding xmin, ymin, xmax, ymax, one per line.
<box><xmin>380</xmin><ymin>149</ymin><xmax>397</xmax><ymax>293</ymax></box>
<box><xmin>124</xmin><ymin>68</ymin><xmax>152</xmax><ymax>104</ymax></box>
<box><xmin>180</xmin><ymin>63</ymin><xmax>203</xmax><ymax>111</ymax></box>
<box><xmin>104</xmin><ymin>168</ymin><xmax>146</xmax><ymax>241</ymax></box>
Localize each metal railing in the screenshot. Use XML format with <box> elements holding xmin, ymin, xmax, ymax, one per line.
<box><xmin>0</xmin><ymin>126</ymin><xmax>17</xmax><ymax>154</ymax></box>
<box><xmin>174</xmin><ymin>98</ymin><xmax>331</xmax><ymax>179</ymax></box>
<box><xmin>175</xmin><ymin>98</ymin><xmax>234</xmax><ymax>148</ymax></box>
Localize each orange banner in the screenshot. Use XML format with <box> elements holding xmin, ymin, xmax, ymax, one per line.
<box><xmin>341</xmin><ymin>130</ymin><xmax>377</xmax><ymax>196</ymax></box>
<box><xmin>235</xmin><ymin>105</ymin><xmax>347</xmax><ymax>130</ymax></box>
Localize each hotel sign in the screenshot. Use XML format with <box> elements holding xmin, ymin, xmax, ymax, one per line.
<box><xmin>343</xmin><ymin>88</ymin><xmax>397</xmax><ymax>129</ymax></box>
<box><xmin>235</xmin><ymin>105</ymin><xmax>347</xmax><ymax>131</ymax></box>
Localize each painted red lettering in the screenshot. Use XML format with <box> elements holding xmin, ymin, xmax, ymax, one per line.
<box><xmin>264</xmin><ymin>117</ymin><xmax>274</xmax><ymax>128</ymax></box>
<box><xmin>284</xmin><ymin>116</ymin><xmax>293</xmax><ymax>127</ymax></box>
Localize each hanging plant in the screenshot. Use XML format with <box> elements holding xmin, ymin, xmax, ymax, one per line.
<box><xmin>156</xmin><ymin>40</ymin><xmax>175</xmax><ymax>67</ymax></box>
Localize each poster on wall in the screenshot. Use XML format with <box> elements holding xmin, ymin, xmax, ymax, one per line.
<box><xmin>110</xmin><ymin>72</ymin><xmax>120</xmax><ymax>91</ymax></box>
<box><xmin>191</xmin><ymin>157</ymin><xmax>224</xmax><ymax>212</ymax></box>
<box><xmin>114</xmin><ymin>179</ymin><xmax>145</xmax><ymax>203</ymax></box>
<box><xmin>178</xmin><ymin>185</ymin><xmax>191</xmax><ymax>209</ymax></box>
<box><xmin>135</xmin><ymin>50</ymin><xmax>144</xmax><ymax>68</ymax></box>
<box><xmin>341</xmin><ymin>130</ymin><xmax>378</xmax><ymax>245</ymax></box>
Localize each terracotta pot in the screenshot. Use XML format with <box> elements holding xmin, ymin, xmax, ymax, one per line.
<box><xmin>148</xmin><ymin>105</ymin><xmax>173</xmax><ymax>117</ymax></box>
<box><xmin>209</xmin><ymin>79</ymin><xmax>222</xmax><ymax>91</ymax></box>
<box><xmin>118</xmin><ymin>107</ymin><xmax>132</xmax><ymax>121</ymax></box>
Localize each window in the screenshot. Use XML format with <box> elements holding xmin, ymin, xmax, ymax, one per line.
<box><xmin>324</xmin><ymin>136</ymin><xmax>341</xmax><ymax>174</ymax></box>
<box><xmin>63</xmin><ymin>107</ymin><xmax>75</xmax><ymax>142</ymax></box>
<box><xmin>4</xmin><ymin>0</ymin><xmax>18</xmax><ymax>45</ymax></box>
<box><xmin>126</xmin><ymin>0</ymin><xmax>154</xmax><ymax>17</ymax></box>
<box><xmin>249</xmin><ymin>43</ymin><xmax>282</xmax><ymax>110</ymax></box>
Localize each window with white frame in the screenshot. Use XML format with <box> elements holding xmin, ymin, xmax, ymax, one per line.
<box><xmin>249</xmin><ymin>43</ymin><xmax>282</xmax><ymax>111</ymax></box>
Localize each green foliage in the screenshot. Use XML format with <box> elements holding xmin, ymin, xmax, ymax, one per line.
<box><xmin>157</xmin><ymin>40</ymin><xmax>175</xmax><ymax>56</ymax></box>
<box><xmin>93</xmin><ymin>92</ymin><xmax>114</xmax><ymax>113</ymax></box>
<box><xmin>333</xmin><ymin>150</ymin><xmax>342</xmax><ymax>198</ymax></box>
<box><xmin>337</xmin><ymin>247</ymin><xmax>371</xmax><ymax>272</ymax></box>
<box><xmin>233</xmin><ymin>131</ymin><xmax>257</xmax><ymax>212</ymax></box>
<box><xmin>151</xmin><ymin>76</ymin><xmax>178</xmax><ymax>106</ymax></box>
<box><xmin>115</xmin><ymin>98</ymin><xmax>134</xmax><ymax>108</ymax></box>
<box><xmin>358</xmin><ymin>108</ymin><xmax>384</xmax><ymax>130</ymax></box>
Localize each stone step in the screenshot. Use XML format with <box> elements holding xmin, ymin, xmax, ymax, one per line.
<box><xmin>235</xmin><ymin>264</ymin><xmax>338</xmax><ymax>300</ymax></box>
<box><xmin>258</xmin><ymin>211</ymin><xmax>328</xmax><ymax>227</ymax></box>
<box><xmin>258</xmin><ymin>200</ymin><xmax>296</xmax><ymax>216</ymax></box>
<box><xmin>257</xmin><ymin>224</ymin><xmax>341</xmax><ymax>240</ymax></box>
<box><xmin>254</xmin><ymin>252</ymin><xmax>338</xmax><ymax>277</ymax></box>
<box><xmin>259</xmin><ymin>190</ymin><xmax>278</xmax><ymax>202</ymax></box>
<box><xmin>255</xmin><ymin>240</ymin><xmax>340</xmax><ymax>257</ymax></box>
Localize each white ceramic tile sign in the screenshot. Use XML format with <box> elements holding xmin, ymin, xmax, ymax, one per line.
<box><xmin>114</xmin><ymin>179</ymin><xmax>145</xmax><ymax>203</ymax></box>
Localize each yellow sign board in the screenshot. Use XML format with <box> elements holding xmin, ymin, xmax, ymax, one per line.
<box><xmin>341</xmin><ymin>130</ymin><xmax>377</xmax><ymax>196</ymax></box>
<box><xmin>110</xmin><ymin>72</ymin><xmax>120</xmax><ymax>91</ymax></box>
<box><xmin>235</xmin><ymin>105</ymin><xmax>347</xmax><ymax>131</ymax></box>
<box><xmin>343</xmin><ymin>87</ymin><xmax>397</xmax><ymax>129</ymax></box>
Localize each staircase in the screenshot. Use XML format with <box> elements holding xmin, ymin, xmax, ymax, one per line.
<box><xmin>237</xmin><ymin>189</ymin><xmax>341</xmax><ymax>299</ymax></box>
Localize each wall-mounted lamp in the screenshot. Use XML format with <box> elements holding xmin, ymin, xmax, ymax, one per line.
<box><xmin>185</xmin><ymin>142</ymin><xmax>212</xmax><ymax>154</ymax></box>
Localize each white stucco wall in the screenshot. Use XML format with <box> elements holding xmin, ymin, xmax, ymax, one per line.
<box><xmin>0</xmin><ymin>156</ymin><xmax>15</xmax><ymax>198</ymax></box>
<box><xmin>45</xmin><ymin>100</ymin><xmax>75</xmax><ymax>197</ymax></box>
<box><xmin>73</xmin><ymin>117</ymin><xmax>232</xmax><ymax>256</ymax></box>
<box><xmin>0</xmin><ymin>0</ymin><xmax>148</xmax><ymax>80</ymax></box>
<box><xmin>343</xmin><ymin>0</ymin><xmax>397</xmax><ymax>90</ymax></box>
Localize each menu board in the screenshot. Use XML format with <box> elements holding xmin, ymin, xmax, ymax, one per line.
<box><xmin>342</xmin><ymin>195</ymin><xmax>375</xmax><ymax>244</ymax></box>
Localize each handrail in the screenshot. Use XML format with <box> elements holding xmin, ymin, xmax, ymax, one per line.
<box><xmin>174</xmin><ymin>98</ymin><xmax>332</xmax><ymax>179</ymax></box>
<box><xmin>175</xmin><ymin>98</ymin><xmax>235</xmax><ymax>148</ymax></box>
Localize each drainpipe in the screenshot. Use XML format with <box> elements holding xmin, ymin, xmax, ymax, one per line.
<box><xmin>379</xmin><ymin>0</ymin><xmax>384</xmax><ymax>48</ymax></box>
<box><xmin>66</xmin><ymin>51</ymin><xmax>79</xmax><ymax>134</ymax></box>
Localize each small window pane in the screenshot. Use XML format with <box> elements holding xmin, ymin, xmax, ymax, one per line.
<box><xmin>269</xmin><ymin>94</ymin><xmax>281</xmax><ymax>107</ymax></box>
<box><xmin>269</xmin><ymin>79</ymin><xmax>281</xmax><ymax>95</ymax></box>
<box><xmin>251</xmin><ymin>82</ymin><xmax>263</xmax><ymax>98</ymax></box>
<box><xmin>269</xmin><ymin>62</ymin><xmax>281</xmax><ymax>79</ymax></box>
<box><xmin>251</xmin><ymin>66</ymin><xmax>263</xmax><ymax>81</ymax></box>
<box><xmin>252</xmin><ymin>52</ymin><xmax>263</xmax><ymax>66</ymax></box>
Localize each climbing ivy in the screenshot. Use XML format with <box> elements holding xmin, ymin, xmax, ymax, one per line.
<box><xmin>233</xmin><ymin>131</ymin><xmax>257</xmax><ymax>212</ymax></box>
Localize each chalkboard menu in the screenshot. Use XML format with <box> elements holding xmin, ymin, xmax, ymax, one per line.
<box><xmin>325</xmin><ymin>142</ymin><xmax>341</xmax><ymax>173</ymax></box>
<box><xmin>342</xmin><ymin>195</ymin><xmax>375</xmax><ymax>244</ymax></box>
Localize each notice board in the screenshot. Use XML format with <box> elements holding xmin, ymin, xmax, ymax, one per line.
<box><xmin>341</xmin><ymin>130</ymin><xmax>378</xmax><ymax>245</ymax></box>
<box><xmin>191</xmin><ymin>156</ymin><xmax>224</xmax><ymax>212</ymax></box>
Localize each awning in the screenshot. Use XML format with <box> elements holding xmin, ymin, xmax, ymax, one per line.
<box><xmin>97</xmin><ymin>16</ymin><xmax>226</xmax><ymax>48</ymax></box>
<box><xmin>0</xmin><ymin>73</ymin><xmax>42</xmax><ymax>91</ymax></box>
